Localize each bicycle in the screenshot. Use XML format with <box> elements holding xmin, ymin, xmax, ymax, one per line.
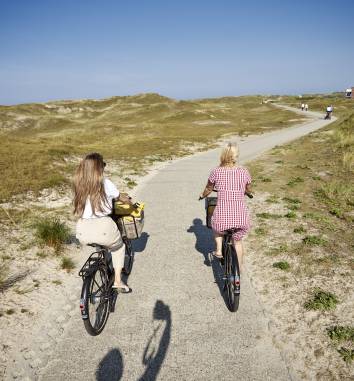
<box><xmin>203</xmin><ymin>191</ymin><xmax>253</xmax><ymax>312</ymax></box>
<box><xmin>78</xmin><ymin>236</ymin><xmax>134</xmax><ymax>336</ymax></box>
<box><xmin>221</xmin><ymin>228</ymin><xmax>241</xmax><ymax>312</ymax></box>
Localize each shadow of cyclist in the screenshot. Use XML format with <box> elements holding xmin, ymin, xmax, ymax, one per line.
<box><xmin>187</xmin><ymin>218</ymin><xmax>214</xmax><ymax>266</ymax></box>
<box><xmin>138</xmin><ymin>300</ymin><xmax>171</xmax><ymax>381</ymax></box>
<box><xmin>187</xmin><ymin>218</ymin><xmax>229</xmax><ymax>309</ymax></box>
<box><xmin>96</xmin><ymin>348</ymin><xmax>123</xmax><ymax>381</ymax></box>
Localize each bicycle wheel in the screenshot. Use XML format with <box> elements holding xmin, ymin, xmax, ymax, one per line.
<box><xmin>122</xmin><ymin>239</ymin><xmax>134</xmax><ymax>275</ymax></box>
<box><xmin>81</xmin><ymin>266</ymin><xmax>110</xmax><ymax>336</ymax></box>
<box><xmin>224</xmin><ymin>244</ymin><xmax>240</xmax><ymax>312</ymax></box>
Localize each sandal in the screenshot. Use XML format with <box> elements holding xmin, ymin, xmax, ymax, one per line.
<box><xmin>211</xmin><ymin>251</ymin><xmax>223</xmax><ymax>259</ymax></box>
<box><xmin>112</xmin><ymin>283</ymin><xmax>132</xmax><ymax>293</ymax></box>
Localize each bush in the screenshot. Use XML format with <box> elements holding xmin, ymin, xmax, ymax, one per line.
<box><xmin>34</xmin><ymin>217</ymin><xmax>71</xmax><ymax>253</ymax></box>
<box><xmin>61</xmin><ymin>256</ymin><xmax>75</xmax><ymax>271</ymax></box>
<box><xmin>273</xmin><ymin>261</ymin><xmax>290</xmax><ymax>270</ymax></box>
<box><xmin>294</xmin><ymin>226</ymin><xmax>306</xmax><ymax>233</ymax></box>
<box><xmin>327</xmin><ymin>326</ymin><xmax>354</xmax><ymax>342</ymax></box>
<box><xmin>304</xmin><ymin>288</ymin><xmax>339</xmax><ymax>311</ymax></box>
<box><xmin>302</xmin><ymin>235</ymin><xmax>327</xmax><ymax>246</ymax></box>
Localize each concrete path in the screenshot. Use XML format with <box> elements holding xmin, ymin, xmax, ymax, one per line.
<box><xmin>39</xmin><ymin>106</ymin><xmax>334</xmax><ymax>381</ymax></box>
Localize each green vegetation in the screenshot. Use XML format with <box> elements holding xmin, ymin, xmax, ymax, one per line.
<box><xmin>304</xmin><ymin>288</ymin><xmax>339</xmax><ymax>311</ymax></box>
<box><xmin>61</xmin><ymin>256</ymin><xmax>75</xmax><ymax>271</ymax></box>
<box><xmin>287</xmin><ymin>176</ymin><xmax>304</xmax><ymax>187</ymax></box>
<box><xmin>52</xmin><ymin>279</ymin><xmax>62</xmax><ymax>285</ymax></box>
<box><xmin>327</xmin><ymin>326</ymin><xmax>354</xmax><ymax>342</ymax></box>
<box><xmin>0</xmin><ymin>94</ymin><xmax>302</xmax><ymax>202</ymax></box>
<box><xmin>302</xmin><ymin>235</ymin><xmax>327</xmax><ymax>246</ymax></box>
<box><xmin>284</xmin><ymin>211</ymin><xmax>296</xmax><ymax>219</ymax></box>
<box><xmin>256</xmin><ymin>212</ymin><xmax>283</xmax><ymax>219</ymax></box>
<box><xmin>6</xmin><ymin>308</ymin><xmax>15</xmax><ymax>315</ymax></box>
<box><xmin>293</xmin><ymin>226</ymin><xmax>306</xmax><ymax>233</ymax></box>
<box><xmin>273</xmin><ymin>261</ymin><xmax>290</xmax><ymax>270</ymax></box>
<box><xmin>337</xmin><ymin>347</ymin><xmax>354</xmax><ymax>364</ymax></box>
<box><xmin>255</xmin><ymin>227</ymin><xmax>267</xmax><ymax>235</ymax></box>
<box><xmin>34</xmin><ymin>217</ymin><xmax>71</xmax><ymax>253</ymax></box>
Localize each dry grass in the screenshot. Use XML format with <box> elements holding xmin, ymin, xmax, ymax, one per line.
<box><xmin>0</xmin><ymin>93</ymin><xmax>301</xmax><ymax>202</ymax></box>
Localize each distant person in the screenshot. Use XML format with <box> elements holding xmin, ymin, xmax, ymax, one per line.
<box><xmin>199</xmin><ymin>143</ymin><xmax>252</xmax><ymax>272</ymax></box>
<box><xmin>301</xmin><ymin>103</ymin><xmax>305</xmax><ymax>111</ymax></box>
<box><xmin>325</xmin><ymin>105</ymin><xmax>333</xmax><ymax>120</ymax></box>
<box><xmin>73</xmin><ymin>152</ymin><xmax>132</xmax><ymax>292</ymax></box>
<box><xmin>305</xmin><ymin>104</ymin><xmax>308</xmax><ymax>111</ymax></box>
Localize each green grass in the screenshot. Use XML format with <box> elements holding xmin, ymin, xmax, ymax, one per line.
<box><xmin>256</xmin><ymin>212</ymin><xmax>283</xmax><ymax>219</ymax></box>
<box><xmin>337</xmin><ymin>347</ymin><xmax>354</xmax><ymax>364</ymax></box>
<box><xmin>284</xmin><ymin>211</ymin><xmax>297</xmax><ymax>219</ymax></box>
<box><xmin>34</xmin><ymin>217</ymin><xmax>71</xmax><ymax>253</ymax></box>
<box><xmin>287</xmin><ymin>176</ymin><xmax>304</xmax><ymax>187</ymax></box>
<box><xmin>61</xmin><ymin>256</ymin><xmax>75</xmax><ymax>271</ymax></box>
<box><xmin>0</xmin><ymin>94</ymin><xmax>303</xmax><ymax>202</ymax></box>
<box><xmin>302</xmin><ymin>235</ymin><xmax>327</xmax><ymax>246</ymax></box>
<box><xmin>282</xmin><ymin>196</ymin><xmax>301</xmax><ymax>204</ymax></box>
<box><xmin>304</xmin><ymin>288</ymin><xmax>339</xmax><ymax>311</ymax></box>
<box><xmin>327</xmin><ymin>326</ymin><xmax>354</xmax><ymax>342</ymax></box>
<box><xmin>255</xmin><ymin>227</ymin><xmax>267</xmax><ymax>235</ymax></box>
<box><xmin>293</xmin><ymin>226</ymin><xmax>306</xmax><ymax>233</ymax></box>
<box><xmin>273</xmin><ymin>261</ymin><xmax>290</xmax><ymax>270</ymax></box>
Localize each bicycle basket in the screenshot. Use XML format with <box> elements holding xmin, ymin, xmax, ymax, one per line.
<box><xmin>117</xmin><ymin>204</ymin><xmax>145</xmax><ymax>239</ymax></box>
<box><xmin>205</xmin><ymin>197</ymin><xmax>217</xmax><ymax>228</ymax></box>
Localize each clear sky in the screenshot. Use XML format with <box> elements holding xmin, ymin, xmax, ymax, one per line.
<box><xmin>0</xmin><ymin>0</ymin><xmax>353</xmax><ymax>104</ymax></box>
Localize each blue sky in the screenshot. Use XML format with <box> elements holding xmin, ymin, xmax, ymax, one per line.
<box><xmin>0</xmin><ymin>0</ymin><xmax>353</xmax><ymax>104</ymax></box>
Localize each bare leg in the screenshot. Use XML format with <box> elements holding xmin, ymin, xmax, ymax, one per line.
<box><xmin>111</xmin><ymin>245</ymin><xmax>127</xmax><ymax>287</ymax></box>
<box><xmin>214</xmin><ymin>232</ymin><xmax>223</xmax><ymax>256</ymax></box>
<box><xmin>233</xmin><ymin>239</ymin><xmax>244</xmax><ymax>273</ymax></box>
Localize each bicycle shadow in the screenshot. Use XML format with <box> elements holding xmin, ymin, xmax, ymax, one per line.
<box><xmin>132</xmin><ymin>232</ymin><xmax>150</xmax><ymax>254</ymax></box>
<box><xmin>187</xmin><ymin>218</ymin><xmax>229</xmax><ymax>310</ymax></box>
<box><xmin>96</xmin><ymin>348</ymin><xmax>123</xmax><ymax>381</ymax></box>
<box><xmin>95</xmin><ymin>300</ymin><xmax>171</xmax><ymax>381</ymax></box>
<box><xmin>187</xmin><ymin>218</ymin><xmax>214</xmax><ymax>266</ymax></box>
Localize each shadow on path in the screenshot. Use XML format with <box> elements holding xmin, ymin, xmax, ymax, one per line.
<box><xmin>132</xmin><ymin>232</ymin><xmax>150</xmax><ymax>254</ymax></box>
<box><xmin>187</xmin><ymin>218</ymin><xmax>214</xmax><ymax>266</ymax></box>
<box><xmin>138</xmin><ymin>300</ymin><xmax>171</xmax><ymax>381</ymax></box>
<box><xmin>96</xmin><ymin>348</ymin><xmax>124</xmax><ymax>381</ymax></box>
<box><xmin>187</xmin><ymin>218</ymin><xmax>229</xmax><ymax>309</ymax></box>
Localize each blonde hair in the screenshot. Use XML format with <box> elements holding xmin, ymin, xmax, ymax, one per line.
<box><xmin>73</xmin><ymin>152</ymin><xmax>109</xmax><ymax>216</ymax></box>
<box><xmin>220</xmin><ymin>143</ymin><xmax>239</xmax><ymax>167</ymax></box>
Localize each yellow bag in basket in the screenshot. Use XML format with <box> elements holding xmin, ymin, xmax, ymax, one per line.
<box><xmin>123</xmin><ymin>202</ymin><xmax>145</xmax><ymax>221</ymax></box>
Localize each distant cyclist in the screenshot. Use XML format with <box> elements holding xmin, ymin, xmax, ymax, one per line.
<box><xmin>325</xmin><ymin>105</ymin><xmax>333</xmax><ymax>120</ymax></box>
<box><xmin>73</xmin><ymin>152</ymin><xmax>132</xmax><ymax>292</ymax></box>
<box><xmin>199</xmin><ymin>143</ymin><xmax>252</xmax><ymax>272</ymax></box>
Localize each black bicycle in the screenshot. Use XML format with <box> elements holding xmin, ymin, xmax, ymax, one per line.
<box><xmin>221</xmin><ymin>228</ymin><xmax>241</xmax><ymax>312</ymax></box>
<box><xmin>78</xmin><ymin>237</ymin><xmax>134</xmax><ymax>336</ymax></box>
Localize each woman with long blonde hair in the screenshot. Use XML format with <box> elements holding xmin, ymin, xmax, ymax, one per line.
<box><xmin>74</xmin><ymin>152</ymin><xmax>132</xmax><ymax>292</ymax></box>
<box><xmin>199</xmin><ymin>142</ymin><xmax>252</xmax><ymax>271</ymax></box>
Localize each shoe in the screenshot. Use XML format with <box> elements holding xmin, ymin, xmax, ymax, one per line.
<box><xmin>112</xmin><ymin>283</ymin><xmax>132</xmax><ymax>293</ymax></box>
<box><xmin>211</xmin><ymin>251</ymin><xmax>223</xmax><ymax>259</ymax></box>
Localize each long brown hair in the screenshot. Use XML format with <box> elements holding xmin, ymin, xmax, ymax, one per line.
<box><xmin>73</xmin><ymin>152</ymin><xmax>108</xmax><ymax>216</ymax></box>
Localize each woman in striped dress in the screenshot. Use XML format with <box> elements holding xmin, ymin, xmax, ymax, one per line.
<box><xmin>199</xmin><ymin>143</ymin><xmax>252</xmax><ymax>271</ymax></box>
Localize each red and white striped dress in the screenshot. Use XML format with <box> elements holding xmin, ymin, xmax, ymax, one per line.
<box><xmin>208</xmin><ymin>166</ymin><xmax>251</xmax><ymax>241</ymax></box>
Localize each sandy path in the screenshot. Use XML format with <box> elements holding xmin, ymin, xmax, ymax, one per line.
<box><xmin>35</xmin><ymin>107</ymin><xmax>334</xmax><ymax>381</ymax></box>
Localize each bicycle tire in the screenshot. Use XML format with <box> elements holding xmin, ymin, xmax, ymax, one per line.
<box><xmin>81</xmin><ymin>267</ymin><xmax>110</xmax><ymax>336</ymax></box>
<box><xmin>122</xmin><ymin>239</ymin><xmax>134</xmax><ymax>275</ymax></box>
<box><xmin>224</xmin><ymin>242</ymin><xmax>240</xmax><ymax>312</ymax></box>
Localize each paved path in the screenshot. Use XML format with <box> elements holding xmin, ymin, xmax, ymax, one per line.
<box><xmin>40</xmin><ymin>107</ymin><xmax>334</xmax><ymax>381</ymax></box>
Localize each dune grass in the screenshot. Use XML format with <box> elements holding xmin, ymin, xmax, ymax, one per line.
<box><xmin>0</xmin><ymin>93</ymin><xmax>301</xmax><ymax>202</ymax></box>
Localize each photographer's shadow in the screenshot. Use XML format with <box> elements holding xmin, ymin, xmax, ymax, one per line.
<box><xmin>187</xmin><ymin>218</ymin><xmax>214</xmax><ymax>266</ymax></box>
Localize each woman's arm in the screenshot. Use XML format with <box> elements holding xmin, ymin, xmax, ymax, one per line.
<box><xmin>199</xmin><ymin>180</ymin><xmax>214</xmax><ymax>199</ymax></box>
<box><xmin>245</xmin><ymin>183</ymin><xmax>253</xmax><ymax>194</ymax></box>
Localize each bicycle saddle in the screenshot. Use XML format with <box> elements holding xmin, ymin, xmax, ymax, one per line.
<box><xmin>87</xmin><ymin>243</ymin><xmax>107</xmax><ymax>250</ymax></box>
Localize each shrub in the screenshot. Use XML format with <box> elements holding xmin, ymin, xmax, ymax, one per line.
<box><xmin>284</xmin><ymin>211</ymin><xmax>296</xmax><ymax>219</ymax></box>
<box><xmin>273</xmin><ymin>261</ymin><xmax>290</xmax><ymax>270</ymax></box>
<box><xmin>294</xmin><ymin>226</ymin><xmax>306</xmax><ymax>233</ymax></box>
<box><xmin>304</xmin><ymin>288</ymin><xmax>338</xmax><ymax>311</ymax></box>
<box><xmin>61</xmin><ymin>256</ymin><xmax>75</xmax><ymax>271</ymax></box>
<box><xmin>327</xmin><ymin>326</ymin><xmax>354</xmax><ymax>342</ymax></box>
<box><xmin>287</xmin><ymin>177</ymin><xmax>304</xmax><ymax>187</ymax></box>
<box><xmin>34</xmin><ymin>217</ymin><xmax>71</xmax><ymax>253</ymax></box>
<box><xmin>302</xmin><ymin>235</ymin><xmax>327</xmax><ymax>246</ymax></box>
<box><xmin>338</xmin><ymin>347</ymin><xmax>354</xmax><ymax>364</ymax></box>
